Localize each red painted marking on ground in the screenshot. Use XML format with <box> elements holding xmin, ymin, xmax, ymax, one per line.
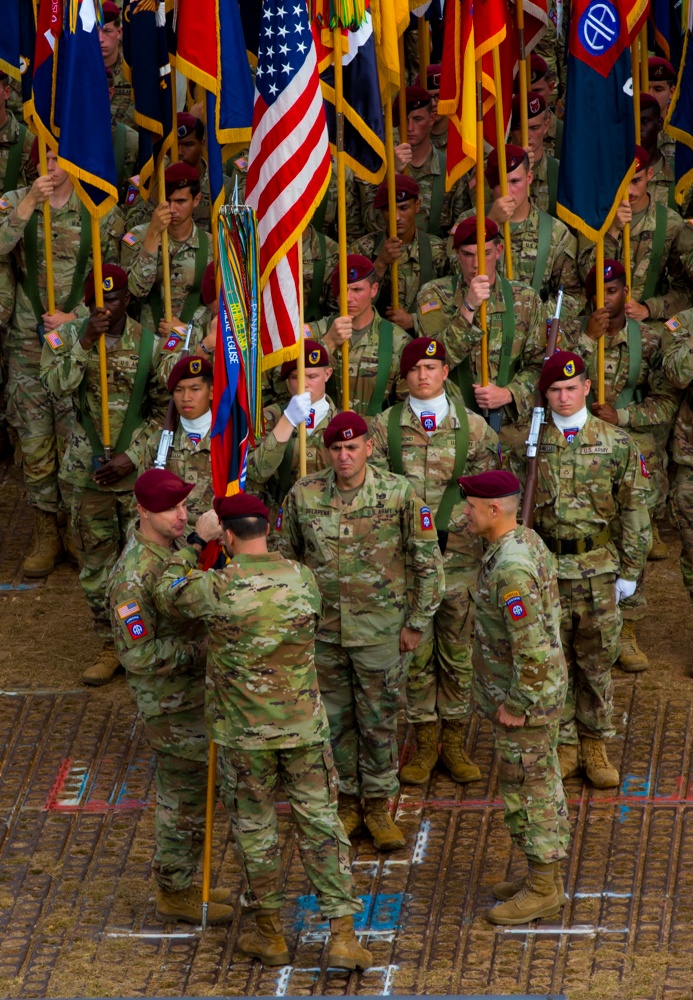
<box><xmin>43</xmin><ymin>757</ymin><xmax>73</xmax><ymax>811</ymax></box>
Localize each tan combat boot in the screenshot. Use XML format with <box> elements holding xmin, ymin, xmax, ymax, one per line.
<box><xmin>82</xmin><ymin>643</ymin><xmax>121</xmax><ymax>687</ymax></box>
<box><xmin>493</xmin><ymin>866</ymin><xmax>567</xmax><ymax>906</ymax></box>
<box><xmin>558</xmin><ymin>743</ymin><xmax>581</xmax><ymax>780</ymax></box>
<box><xmin>363</xmin><ymin>798</ymin><xmax>405</xmax><ymax>851</ymax></box>
<box><xmin>647</xmin><ymin>524</ymin><xmax>669</xmax><ymax>561</ymax></box>
<box><xmin>487</xmin><ymin>862</ymin><xmax>561</xmax><ymax>925</ymax></box>
<box><xmin>580</xmin><ymin>737</ymin><xmax>619</xmax><ymax>789</ymax></box>
<box><xmin>440</xmin><ymin>719</ymin><xmax>482</xmax><ymax>784</ymax></box>
<box><xmin>57</xmin><ymin>512</ymin><xmax>79</xmax><ymax>566</ymax></box>
<box><xmin>237</xmin><ymin>911</ymin><xmax>290</xmax><ymax>965</ymax></box>
<box><xmin>618</xmin><ymin>620</ymin><xmax>649</xmax><ymax>672</ymax></box>
<box><xmin>155</xmin><ymin>884</ymin><xmax>234</xmax><ymax>925</ymax></box>
<box><xmin>400</xmin><ymin>722</ymin><xmax>439</xmax><ymax>784</ymax></box>
<box><xmin>337</xmin><ymin>792</ymin><xmax>363</xmax><ymax>838</ymax></box>
<box><xmin>22</xmin><ymin>510</ymin><xmax>65</xmax><ymax>578</ymax></box>
<box><xmin>327</xmin><ymin>915</ymin><xmax>373</xmax><ymax>970</ymax></box>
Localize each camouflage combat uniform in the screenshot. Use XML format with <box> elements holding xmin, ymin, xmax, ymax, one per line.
<box><xmin>245</xmin><ymin>395</ymin><xmax>338</xmax><ymax>532</ymax></box>
<box><xmin>648</xmin><ymin>154</ymin><xmax>676</xmax><ymax>210</ymax></box>
<box><xmin>40</xmin><ymin>316</ymin><xmax>171</xmax><ymax>637</ymax></box>
<box><xmin>577</xmin><ymin>197</ymin><xmax>693</xmax><ymax>320</ymax></box>
<box><xmin>416</xmin><ymin>275</ymin><xmax>547</xmax><ymax>470</ymax></box>
<box><xmin>140</xmin><ymin>420</ymin><xmax>214</xmax><ymax>527</ymax></box>
<box><xmin>473</xmin><ymin>524</ymin><xmax>570</xmax><ymax>865</ymax></box>
<box><xmin>120</xmin><ymin>221</ymin><xmax>213</xmax><ymax>341</ymax></box>
<box><xmin>348</xmin><ymin>229</ymin><xmax>450</xmax><ymax>334</ymax></box>
<box><xmin>277</xmin><ymin>464</ymin><xmax>445</xmax><ymax>797</ymax></box>
<box><xmin>370</xmin><ymin>397</ymin><xmax>499</xmax><ymax>723</ymax></box>
<box><xmin>111</xmin><ymin>118</ymin><xmax>139</xmax><ymax>207</ymax></box>
<box><xmin>533</xmin><ymin>414</ymin><xmax>651</xmax><ymax>744</ymax></box>
<box><xmin>0</xmin><ymin>111</ymin><xmax>36</xmax><ymax>194</ymax></box>
<box><xmin>662</xmin><ymin>312</ymin><xmax>693</xmax><ymax>599</ymax></box>
<box><xmin>529</xmin><ymin>152</ymin><xmax>559</xmax><ymax>216</ymax></box>
<box><xmin>110</xmin><ymin>50</ymin><xmax>136</xmax><ymax>127</ymax></box>
<box><xmin>155</xmin><ymin>544</ymin><xmax>361</xmax><ymax>918</ymax></box>
<box><xmin>308</xmin><ymin>312</ymin><xmax>410</xmax><ymax>421</ymax></box>
<box><xmin>302</xmin><ymin>225</ymin><xmax>339</xmax><ymax>321</ymax></box>
<box><xmin>108</xmin><ymin>530</ymin><xmax>208</xmax><ymax>892</ymax></box>
<box><xmin>0</xmin><ymin>187</ymin><xmax>124</xmax><ymax>513</ymax></box>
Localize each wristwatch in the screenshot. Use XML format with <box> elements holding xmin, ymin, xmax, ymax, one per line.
<box><xmin>199</xmin><ymin>342</ymin><xmax>214</xmax><ymax>355</ymax></box>
<box><xmin>187</xmin><ymin>531</ymin><xmax>206</xmax><ymax>548</ymax></box>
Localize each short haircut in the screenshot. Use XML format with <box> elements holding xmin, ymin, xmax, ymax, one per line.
<box><xmin>175</xmin><ymin>373</ymin><xmax>213</xmax><ymax>388</ymax></box>
<box><xmin>220</xmin><ymin>515</ymin><xmax>267</xmax><ymax>540</ymax></box>
<box><xmin>497</xmin><ymin>493</ymin><xmax>521</xmax><ymax>516</ymax></box>
<box><xmin>169</xmin><ymin>178</ymin><xmax>201</xmax><ymax>198</ymax></box>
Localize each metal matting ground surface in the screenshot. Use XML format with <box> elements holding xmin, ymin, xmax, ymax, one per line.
<box><xmin>1</xmin><ymin>676</ymin><xmax>693</xmax><ymax>999</ymax></box>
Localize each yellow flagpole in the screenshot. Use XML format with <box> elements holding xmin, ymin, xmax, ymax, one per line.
<box><xmin>200</xmin><ymin>740</ymin><xmax>217</xmax><ymax>932</ymax></box>
<box><xmin>492</xmin><ymin>48</ymin><xmax>513</xmax><ymax>280</ymax></box>
<box><xmin>38</xmin><ymin>139</ymin><xmax>56</xmax><ymax>316</ymax></box>
<box><xmin>398</xmin><ymin>33</ymin><xmax>409</xmax><ymax>176</ymax></box>
<box><xmin>626</xmin><ymin>36</ymin><xmax>639</xmax><ymax>302</ymax></box>
<box><xmin>157</xmin><ymin>159</ymin><xmax>173</xmax><ymax>323</ymax></box>
<box><xmin>418</xmin><ymin>16</ymin><xmax>430</xmax><ymax>83</ymax></box>
<box><xmin>333</xmin><ymin>28</ymin><xmax>349</xmax><ymax>411</ymax></box>
<box><xmin>516</xmin><ymin>1</ymin><xmax>529</xmax><ymax>147</ymax></box>
<box><xmin>639</xmin><ymin>24</ymin><xmax>649</xmax><ymax>93</ymax></box>
<box><xmin>596</xmin><ymin>236</ymin><xmax>605</xmax><ymax>403</ymax></box>
<box><xmin>297</xmin><ymin>238</ymin><xmax>307</xmax><ymax>476</ymax></box>
<box><xmin>90</xmin><ymin>215</ymin><xmax>112</xmax><ymax>459</ymax></box>
<box><xmin>384</xmin><ymin>99</ymin><xmax>400</xmax><ymax>309</ymax></box>
<box><xmin>475</xmin><ymin>58</ymin><xmax>488</xmax><ymax>386</ymax></box>
<box><xmin>171</xmin><ymin>65</ymin><xmax>179</xmax><ymax>162</ymax></box>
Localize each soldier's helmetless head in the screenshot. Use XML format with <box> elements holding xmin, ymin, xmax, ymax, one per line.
<box><xmin>545</xmin><ymin>373</ymin><xmax>590</xmax><ymax>418</ymax></box>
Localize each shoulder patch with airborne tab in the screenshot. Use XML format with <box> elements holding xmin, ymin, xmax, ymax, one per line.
<box><xmin>421</xmin><ymin>299</ymin><xmax>440</xmax><ymax>314</ymax></box>
<box><xmin>504</xmin><ymin>592</ymin><xmax>527</xmax><ymax>620</ymax></box>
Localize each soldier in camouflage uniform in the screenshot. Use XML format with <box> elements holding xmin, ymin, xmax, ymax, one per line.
<box><xmin>510</xmin><ymin>93</ymin><xmax>560</xmax><ymax>217</ymax></box>
<box><xmin>155</xmin><ymin>492</ymin><xmax>371</xmax><ymax>972</ymax></box>
<box><xmin>480</xmin><ymin>145</ymin><xmax>584</xmax><ymax>321</ymax></box>
<box><xmin>370</xmin><ymin>338</ymin><xmax>499</xmax><ymax>786</ymax></box>
<box><xmin>278</xmin><ymin>411</ymin><xmax>444</xmax><ymax>851</ymax></box>
<box><xmin>349</xmin><ymin>175</ymin><xmax>450</xmax><ymax>335</ymax></box>
<box><xmin>308</xmin><ymin>255</ymin><xmax>410</xmax><ymax>421</ymax></box>
<box><xmin>302</xmin><ymin>225</ymin><xmax>339</xmax><ymax>321</ymax></box>
<box><xmin>100</xmin><ymin>1</ymin><xmax>135</xmax><ymax>127</ymax></box>
<box><xmin>526</xmin><ymin>55</ymin><xmax>563</xmax><ymax>155</ymax></box>
<box><xmin>140</xmin><ymin>356</ymin><xmax>215</xmax><ymax>527</ymax></box>
<box><xmin>0</xmin><ymin>147</ymin><xmax>124</xmax><ymax>577</ymax></box>
<box><xmin>421</xmin><ymin>64</ymin><xmax>447</xmax><ymax>152</ymax></box>
<box><xmin>311</xmin><ymin>158</ymin><xmax>370</xmax><ymax>243</ymax></box>
<box><xmin>639</xmin><ymin>94</ymin><xmax>678</xmax><ymax>210</ymax></box>
<box><xmin>649</xmin><ymin>57</ymin><xmax>677</xmax><ymax>168</ymax></box>
<box><xmin>104</xmin><ymin>67</ymin><xmax>139</xmax><ymax>208</ymax></box>
<box><xmin>246</xmin><ymin>340</ymin><xmax>336</xmax><ymax>532</ymax></box>
<box><xmin>108</xmin><ymin>469</ymin><xmax>234</xmax><ymax>926</ymax></box>
<box><xmin>361</xmin><ymin>88</ymin><xmax>471</xmax><ymax>238</ymax></box>
<box><xmin>416</xmin><ymin>218</ymin><xmax>547</xmax><ymax>473</ymax></box>
<box><xmin>531</xmin><ymin>352</ymin><xmax>651</xmax><ymax>788</ymax></box>
<box><xmin>40</xmin><ymin>266</ymin><xmax>172</xmax><ymax>686</ymax></box>
<box><xmin>577</xmin><ymin>146</ymin><xmax>693</xmax><ymax>323</ymax></box>
<box><xmin>121</xmin><ymin>162</ymin><xmax>213</xmax><ymax>346</ymax></box>
<box><xmin>662</xmin><ymin>310</ymin><xmax>693</xmax><ymax>607</ymax></box>
<box><xmin>463</xmin><ymin>469</ymin><xmax>569</xmax><ymax>926</ymax></box>
<box><xmin>565</xmin><ymin>261</ymin><xmax>680</xmax><ymax>672</ymax></box>
<box><xmin>0</xmin><ymin>73</ymin><xmax>35</xmax><ymax>195</ymax></box>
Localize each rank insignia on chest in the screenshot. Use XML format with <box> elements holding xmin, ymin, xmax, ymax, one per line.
<box><xmin>126</xmin><ymin>615</ymin><xmax>148</xmax><ymax>640</ymax></box>
<box><xmin>276</xmin><ymin>507</ymin><xmax>283</xmax><ymax>531</ymax></box>
<box><xmin>116</xmin><ymin>599</ymin><xmax>141</xmax><ymax>619</ymax></box>
<box><xmin>421</xmin><ymin>299</ymin><xmax>440</xmax><ymax>314</ymax></box>
<box><xmin>45</xmin><ymin>331</ymin><xmax>64</xmax><ymax>350</ymax></box>
<box><xmin>505</xmin><ymin>593</ymin><xmax>527</xmax><ymax>619</ymax></box>
<box><xmin>163</xmin><ymin>333</ymin><xmax>182</xmax><ymax>351</ymax></box>
<box><xmin>420</xmin><ymin>505</ymin><xmax>434</xmax><ymax>530</ymax></box>
<box><xmin>420</xmin><ymin>411</ymin><xmax>436</xmax><ymax>432</ymax></box>
<box><xmin>640</xmin><ymin>454</ymin><xmax>650</xmax><ymax>478</ymax></box>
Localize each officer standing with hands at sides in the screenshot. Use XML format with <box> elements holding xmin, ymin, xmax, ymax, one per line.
<box><xmin>155</xmin><ymin>493</ymin><xmax>371</xmax><ymax>972</ymax></box>
<box><xmin>463</xmin><ymin>469</ymin><xmax>570</xmax><ymax>926</ymax></box>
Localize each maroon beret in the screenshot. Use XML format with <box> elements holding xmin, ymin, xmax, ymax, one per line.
<box><xmin>649</xmin><ymin>56</ymin><xmax>676</xmax><ymax>81</ymax></box>
<box><xmin>485</xmin><ymin>144</ymin><xmax>528</xmax><ymax>189</ymax></box>
<box><xmin>213</xmin><ymin>493</ymin><xmax>270</xmax><ymax>521</ymax></box>
<box><xmin>392</xmin><ymin>85</ymin><xmax>433</xmax><ymax>127</ymax></box>
<box><xmin>640</xmin><ymin>93</ymin><xmax>662</xmax><ymax>113</ymax></box>
<box><xmin>84</xmin><ymin>264</ymin><xmax>128</xmax><ymax>305</ymax></box>
<box><xmin>634</xmin><ymin>144</ymin><xmax>651</xmax><ymax>172</ymax></box>
<box><xmin>458</xmin><ymin>469</ymin><xmax>521</xmax><ymax>498</ymax></box>
<box><xmin>177</xmin><ymin>112</ymin><xmax>203</xmax><ymax>139</ymax></box>
<box><xmin>453</xmin><ymin>216</ymin><xmax>499</xmax><ymax>248</ymax></box>
<box><xmin>538</xmin><ymin>351</ymin><xmax>586</xmax><ymax>393</ymax></box>
<box><xmin>373</xmin><ymin>174</ymin><xmax>421</xmax><ymax>210</ymax></box>
<box><xmin>201</xmin><ymin>262</ymin><xmax>217</xmax><ymax>306</ymax></box>
<box><xmin>280</xmin><ymin>339</ymin><xmax>330</xmax><ymax>380</ymax></box>
<box><xmin>323</xmin><ymin>411</ymin><xmax>368</xmax><ymax>447</ymax></box>
<box><xmin>400</xmin><ymin>337</ymin><xmax>446</xmax><ymax>377</ymax></box>
<box><xmin>584</xmin><ymin>258</ymin><xmax>626</xmax><ymax>299</ymax></box>
<box><xmin>511</xmin><ymin>90</ymin><xmax>547</xmax><ymax>127</ymax></box>
<box><xmin>135</xmin><ymin>469</ymin><xmax>194</xmax><ymax>513</ymax></box>
<box><xmin>167</xmin><ymin>355</ymin><xmax>213</xmax><ymax>393</ymax></box>
<box><xmin>102</xmin><ymin>0</ymin><xmax>121</xmax><ymax>23</ymax></box>
<box><xmin>330</xmin><ymin>254</ymin><xmax>375</xmax><ymax>297</ymax></box>
<box><xmin>530</xmin><ymin>53</ymin><xmax>548</xmax><ymax>83</ymax></box>
<box><xmin>415</xmin><ymin>64</ymin><xmax>442</xmax><ymax>90</ymax></box>
<box><xmin>164</xmin><ymin>161</ymin><xmax>200</xmax><ymax>196</ymax></box>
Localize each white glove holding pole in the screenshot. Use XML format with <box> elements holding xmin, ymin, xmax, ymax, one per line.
<box><xmin>615</xmin><ymin>578</ymin><xmax>637</xmax><ymax>604</ymax></box>
<box><xmin>284</xmin><ymin>392</ymin><xmax>313</xmax><ymax>428</ymax></box>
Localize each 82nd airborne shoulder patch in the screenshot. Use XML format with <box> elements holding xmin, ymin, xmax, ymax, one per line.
<box><xmin>504</xmin><ymin>589</ymin><xmax>527</xmax><ymax>620</ymax></box>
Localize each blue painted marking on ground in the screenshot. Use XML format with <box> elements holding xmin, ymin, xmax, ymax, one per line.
<box><xmin>618</xmin><ymin>769</ymin><xmax>651</xmax><ymax>822</ymax></box>
<box><xmin>293</xmin><ymin>892</ymin><xmax>405</xmax><ymax>932</ymax></box>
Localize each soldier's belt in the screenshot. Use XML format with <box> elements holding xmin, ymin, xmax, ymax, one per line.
<box><xmin>539</xmin><ymin>526</ymin><xmax>611</xmax><ymax>556</ymax></box>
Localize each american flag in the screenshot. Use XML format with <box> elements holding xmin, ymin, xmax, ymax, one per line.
<box><xmin>245</xmin><ymin>0</ymin><xmax>331</xmax><ymax>369</ymax></box>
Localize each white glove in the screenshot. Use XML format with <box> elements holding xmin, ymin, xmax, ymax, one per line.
<box><xmin>284</xmin><ymin>392</ymin><xmax>313</xmax><ymax>428</ymax></box>
<box><xmin>615</xmin><ymin>578</ymin><xmax>637</xmax><ymax>604</ymax></box>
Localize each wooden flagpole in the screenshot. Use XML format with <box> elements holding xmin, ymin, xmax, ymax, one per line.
<box><xmin>516</xmin><ymin>1</ymin><xmax>529</xmax><ymax>147</ymax></box>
